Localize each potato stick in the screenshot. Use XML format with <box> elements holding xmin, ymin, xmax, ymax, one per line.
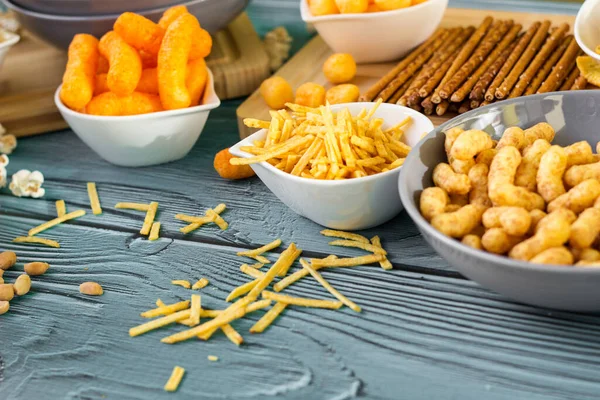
<box><xmin>328</xmin><ymin>239</ymin><xmax>387</xmax><ymax>255</ymax></box>
<box><xmin>115</xmin><ymin>202</ymin><xmax>151</xmax><ymax>211</ymax></box>
<box><xmin>201</xmin><ymin>309</ymin><xmax>222</xmax><ymax>318</ymax></box>
<box><xmin>156</xmin><ymin>299</ymin><xmax>166</xmax><ymax>307</ymax></box>
<box><xmin>56</xmin><ymin>200</ymin><xmax>66</xmax><ymax>217</ymax></box>
<box><xmin>130</xmin><ymin>309</ymin><xmax>191</xmax><ymax>337</ymax></box>
<box><xmin>178</xmin><ymin>204</ymin><xmax>226</xmax><ymax>233</ymax></box>
<box><xmin>13</xmin><ymin>236</ymin><xmax>60</xmax><ymax>248</ymax></box>
<box><xmin>246</xmin><ymin>243</ymin><xmax>299</xmax><ymax>299</ymax></box>
<box><xmin>250</xmin><ymin>302</ymin><xmax>287</xmax><ymax>333</ymax></box>
<box><xmin>220</xmin><ymin>324</ymin><xmax>244</xmax><ymax>345</ymax></box>
<box><xmin>175</xmin><ymin>214</ymin><xmax>213</xmax><ymax>224</ymax></box>
<box><xmin>312</xmin><ymin>254</ymin><xmax>385</xmax><ymax>268</ymax></box>
<box><xmin>237</xmin><ymin>239</ymin><xmax>282</xmax><ymax>258</ymax></box>
<box><xmin>164</xmin><ymin>366</ymin><xmax>185</xmax><ymax>392</ymax></box>
<box><xmin>206</xmin><ymin>209</ymin><xmax>228</xmax><ymax>230</ymax></box>
<box><xmin>370</xmin><ymin>236</ymin><xmax>392</xmax><ymax>270</ymax></box>
<box><xmin>189</xmin><ymin>294</ymin><xmax>201</xmax><ymax>325</ymax></box>
<box><xmin>28</xmin><ymin>209</ymin><xmax>86</xmax><ymax>237</ymax></box>
<box><xmin>240</xmin><ymin>264</ymin><xmax>265</xmax><ymax>279</ymax></box>
<box><xmin>320</xmin><ymin>229</ymin><xmax>370</xmax><ymax>244</ymax></box>
<box><xmin>226</xmin><ymin>279</ymin><xmax>259</xmax><ymax>302</ymax></box>
<box><xmin>299</xmin><ymin>259</ymin><xmax>361</xmax><ymax>312</ymax></box>
<box><xmin>141</xmin><ymin>300</ymin><xmax>190</xmax><ymax>318</ymax></box>
<box><xmin>277</xmin><ymin>249</ymin><xmax>302</xmax><ymax>278</ymax></box>
<box><xmin>261</xmin><ymin>291</ymin><xmax>343</xmax><ymax>309</ymax></box>
<box><xmin>291</xmin><ymin>138</ymin><xmax>323</xmax><ymax>176</ymax></box>
<box><xmin>273</xmin><ymin>255</ymin><xmax>337</xmax><ymax>292</ymax></box>
<box><xmin>208</xmin><ymin>355</ymin><xmax>219</xmax><ymax>361</ymax></box>
<box><xmin>244</xmin><ymin>118</ymin><xmax>271</xmax><ymax>129</ymax></box>
<box><xmin>86</xmin><ymin>182</ymin><xmax>102</xmax><ymax>215</ymax></box>
<box><xmin>148</xmin><ymin>222</ymin><xmax>161</xmax><ymax>241</ymax></box>
<box><xmin>172</xmin><ymin>280</ymin><xmax>191</xmax><ymax>289</ymax></box>
<box><xmin>140</xmin><ymin>202</ymin><xmax>158</xmax><ymax>235</ymax></box>
<box><xmin>192</xmin><ymin>278</ymin><xmax>209</xmax><ymax>290</ymax></box>
<box><xmin>249</xmin><ymin>255</ymin><xmax>271</xmax><ymax>264</ymax></box>
<box><xmin>230</xmin><ymin>135</ymin><xmax>314</xmax><ymax>165</ymax></box>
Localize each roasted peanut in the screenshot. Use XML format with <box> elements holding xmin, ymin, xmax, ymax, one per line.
<box><xmin>79</xmin><ymin>282</ymin><xmax>104</xmax><ymax>296</ymax></box>
<box><xmin>13</xmin><ymin>274</ymin><xmax>31</xmax><ymax>296</ymax></box>
<box><xmin>420</xmin><ymin>187</ymin><xmax>449</xmax><ymax>221</ymax></box>
<box><xmin>24</xmin><ymin>262</ymin><xmax>50</xmax><ymax>276</ymax></box>
<box><xmin>0</xmin><ymin>251</ymin><xmax>17</xmax><ymax>270</ymax></box>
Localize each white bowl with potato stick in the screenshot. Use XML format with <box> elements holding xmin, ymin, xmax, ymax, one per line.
<box><xmin>230</xmin><ymin>102</ymin><xmax>433</xmax><ymax>230</ymax></box>
<box><xmin>400</xmin><ymin>91</ymin><xmax>600</xmax><ymax>312</ymax></box>
<box><xmin>575</xmin><ymin>0</ymin><xmax>600</xmax><ymax>63</ymax></box>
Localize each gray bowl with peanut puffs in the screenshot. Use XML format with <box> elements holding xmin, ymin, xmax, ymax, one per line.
<box><xmin>399</xmin><ymin>91</ymin><xmax>600</xmax><ymax>312</ymax></box>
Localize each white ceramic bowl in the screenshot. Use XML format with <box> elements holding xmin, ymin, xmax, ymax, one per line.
<box><xmin>0</xmin><ymin>30</ymin><xmax>20</xmax><ymax>72</ymax></box>
<box><xmin>55</xmin><ymin>69</ymin><xmax>220</xmax><ymax>167</ymax></box>
<box><xmin>300</xmin><ymin>0</ymin><xmax>448</xmax><ymax>64</ymax></box>
<box><xmin>229</xmin><ymin>102</ymin><xmax>434</xmax><ymax>230</ymax></box>
<box><xmin>575</xmin><ymin>0</ymin><xmax>600</xmax><ymax>62</ymax></box>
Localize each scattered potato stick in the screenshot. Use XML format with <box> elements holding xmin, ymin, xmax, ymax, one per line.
<box><xmin>141</xmin><ymin>300</ymin><xmax>190</xmax><ymax>318</ymax></box>
<box><xmin>172</xmin><ymin>280</ymin><xmax>191</xmax><ymax>289</ymax></box>
<box><xmin>201</xmin><ymin>309</ymin><xmax>222</xmax><ymax>318</ymax></box>
<box><xmin>56</xmin><ymin>200</ymin><xmax>66</xmax><ymax>217</ymax></box>
<box><xmin>28</xmin><ymin>209</ymin><xmax>86</xmax><ymax>237</ymax></box>
<box><xmin>208</xmin><ymin>355</ymin><xmax>219</xmax><ymax>362</ymax></box>
<box><xmin>250</xmin><ymin>302</ymin><xmax>287</xmax><ymax>333</ymax></box>
<box><xmin>237</xmin><ymin>239</ymin><xmax>282</xmax><ymax>260</ymax></box>
<box><xmin>240</xmin><ymin>264</ymin><xmax>266</xmax><ymax>279</ymax></box>
<box><xmin>221</xmin><ymin>324</ymin><xmax>244</xmax><ymax>346</ymax></box>
<box><xmin>328</xmin><ymin>240</ymin><xmax>387</xmax><ymax>255</ymax></box>
<box><xmin>311</xmin><ymin>254</ymin><xmax>385</xmax><ymax>268</ymax></box>
<box><xmin>370</xmin><ymin>236</ymin><xmax>392</xmax><ymax>270</ymax></box>
<box><xmin>140</xmin><ymin>202</ymin><xmax>159</xmax><ymax>235</ymax></box>
<box><xmin>175</xmin><ymin>214</ymin><xmax>212</xmax><ymax>224</ymax></box>
<box><xmin>226</xmin><ymin>279</ymin><xmax>259</xmax><ymax>302</ymax></box>
<box><xmin>246</xmin><ymin>299</ymin><xmax>272</xmax><ymax>313</ymax></box>
<box><xmin>245</xmin><ymin>244</ymin><xmax>301</xmax><ymax>300</ymax></box>
<box><xmin>179</xmin><ymin>204</ymin><xmax>227</xmax><ymax>234</ymax></box>
<box><xmin>156</xmin><ymin>299</ymin><xmax>166</xmax><ymax>307</ymax></box>
<box><xmin>13</xmin><ymin>236</ymin><xmax>60</xmax><ymax>248</ymax></box>
<box><xmin>262</xmin><ymin>291</ymin><xmax>343</xmax><ymax>309</ymax></box>
<box><xmin>115</xmin><ymin>202</ymin><xmax>151</xmax><ymax>211</ymax></box>
<box><xmin>192</xmin><ymin>278</ymin><xmax>209</xmax><ymax>290</ymax></box>
<box><xmin>320</xmin><ymin>229</ymin><xmax>370</xmax><ymax>244</ymax></box>
<box><xmin>273</xmin><ymin>255</ymin><xmax>338</xmax><ymax>292</ymax></box>
<box><xmin>148</xmin><ymin>222</ymin><xmax>161</xmax><ymax>241</ymax></box>
<box><xmin>87</xmin><ymin>182</ymin><xmax>102</xmax><ymax>215</ymax></box>
<box><xmin>206</xmin><ymin>209</ymin><xmax>228</xmax><ymax>230</ymax></box>
<box><xmin>130</xmin><ymin>309</ymin><xmax>191</xmax><ymax>337</ymax></box>
<box><xmin>164</xmin><ymin>366</ymin><xmax>185</xmax><ymax>392</ymax></box>
<box><xmin>299</xmin><ymin>259</ymin><xmax>361</xmax><ymax>312</ymax></box>
<box><xmin>188</xmin><ymin>294</ymin><xmax>201</xmax><ymax>325</ymax></box>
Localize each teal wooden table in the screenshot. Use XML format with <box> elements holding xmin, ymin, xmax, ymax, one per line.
<box><xmin>3</xmin><ymin>1</ymin><xmax>600</xmax><ymax>399</ymax></box>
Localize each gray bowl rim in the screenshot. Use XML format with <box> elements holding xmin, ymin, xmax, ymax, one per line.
<box><xmin>398</xmin><ymin>90</ymin><xmax>600</xmax><ymax>275</ymax></box>
<box><xmin>2</xmin><ymin>0</ymin><xmax>223</xmax><ymax>20</ymax></box>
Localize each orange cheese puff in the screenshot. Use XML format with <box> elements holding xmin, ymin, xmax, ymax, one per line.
<box><xmin>310</xmin><ymin>0</ymin><xmax>340</xmax><ymax>15</ymax></box>
<box><xmin>60</xmin><ymin>34</ymin><xmax>99</xmax><ymax>110</ymax></box>
<box><xmin>158</xmin><ymin>14</ymin><xmax>199</xmax><ymax>110</ymax></box>
<box><xmin>157</xmin><ymin>6</ymin><xmax>211</xmax><ymax>60</ymax></box>
<box><xmin>137</xmin><ymin>68</ymin><xmax>159</xmax><ymax>94</ymax></box>
<box><xmin>158</xmin><ymin>5</ymin><xmax>188</xmax><ymax>29</ymax></box>
<box><xmin>99</xmin><ymin>31</ymin><xmax>142</xmax><ymax>96</ymax></box>
<box><xmin>186</xmin><ymin>58</ymin><xmax>208</xmax><ymax>106</ymax></box>
<box><xmin>94</xmin><ymin>73</ymin><xmax>110</xmax><ymax>95</ymax></box>
<box><xmin>140</xmin><ymin>50</ymin><xmax>158</xmax><ymax>69</ymax></box>
<box><xmin>214</xmin><ymin>148</ymin><xmax>256</xmax><ymax>180</ymax></box>
<box><xmin>260</xmin><ymin>76</ymin><xmax>294</xmax><ymax>109</ymax></box>
<box><xmin>97</xmin><ymin>55</ymin><xmax>110</xmax><ymax>74</ymax></box>
<box><xmin>114</xmin><ymin>12</ymin><xmax>164</xmax><ymax>55</ymax></box>
<box><xmin>295</xmin><ymin>82</ymin><xmax>326</xmax><ymax>107</ymax></box>
<box><xmin>86</xmin><ymin>92</ymin><xmax>163</xmax><ymax>116</ymax></box>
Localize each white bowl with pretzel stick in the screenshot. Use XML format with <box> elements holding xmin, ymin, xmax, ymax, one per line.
<box><xmin>229</xmin><ymin>102</ymin><xmax>434</xmax><ymax>230</ymax></box>
<box><xmin>300</xmin><ymin>0</ymin><xmax>448</xmax><ymax>63</ymax></box>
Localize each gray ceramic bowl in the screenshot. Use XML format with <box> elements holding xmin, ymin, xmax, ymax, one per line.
<box><xmin>399</xmin><ymin>91</ymin><xmax>600</xmax><ymax>312</ymax></box>
<box><xmin>11</xmin><ymin>0</ymin><xmax>182</xmax><ymax>16</ymax></box>
<box><xmin>2</xmin><ymin>0</ymin><xmax>248</xmax><ymax>49</ymax></box>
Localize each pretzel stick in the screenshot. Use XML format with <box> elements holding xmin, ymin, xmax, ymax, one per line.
<box><xmin>436</xmin><ymin>100</ymin><xmax>450</xmax><ymax>116</ymax></box>
<box><xmin>479</xmin><ymin>100</ymin><xmax>492</xmax><ymax>107</ymax></box>
<box><xmin>418</xmin><ymin>44</ymin><xmax>466</xmax><ymax>100</ymax></box>
<box><xmin>538</xmin><ymin>36</ymin><xmax>581</xmax><ymax>93</ymax></box>
<box><xmin>377</xmin><ymin>30</ymin><xmax>451</xmax><ymax>102</ymax></box>
<box><xmin>451</xmin><ymin>22</ymin><xmax>521</xmax><ymax>102</ymax></box>
<box><xmin>495</xmin><ymin>20</ymin><xmax>551</xmax><ymax>99</ymax></box>
<box><xmin>421</xmin><ymin>96</ymin><xmax>434</xmax><ymax>115</ymax></box>
<box><xmin>524</xmin><ymin>35</ymin><xmax>572</xmax><ymax>95</ymax></box>
<box><xmin>431</xmin><ymin>17</ymin><xmax>494</xmax><ymax>104</ymax></box>
<box><xmin>458</xmin><ymin>100</ymin><xmax>472</xmax><ymax>114</ymax></box>
<box><xmin>448</xmin><ymin>102</ymin><xmax>460</xmax><ymax>113</ymax></box>
<box><xmin>389</xmin><ymin>74</ymin><xmax>416</xmax><ymax>104</ymax></box>
<box><xmin>509</xmin><ymin>23</ymin><xmax>569</xmax><ymax>98</ymax></box>
<box><xmin>471</xmin><ymin>39</ymin><xmax>518</xmax><ymax>100</ymax></box>
<box><xmin>485</xmin><ymin>22</ymin><xmax>541</xmax><ymax>101</ymax></box>
<box><xmin>408</xmin><ymin>103</ymin><xmax>423</xmax><ymax>113</ymax></box>
<box><xmin>440</xmin><ymin>20</ymin><xmax>512</xmax><ymax>100</ymax></box>
<box><xmin>359</xmin><ymin>29</ymin><xmax>446</xmax><ymax>102</ymax></box>
<box><xmin>559</xmin><ymin>63</ymin><xmax>580</xmax><ymax>91</ymax></box>
<box><xmin>470</xmin><ymin>99</ymin><xmax>481</xmax><ymax>109</ymax></box>
<box><xmin>571</xmin><ymin>75</ymin><xmax>588</xmax><ymax>90</ymax></box>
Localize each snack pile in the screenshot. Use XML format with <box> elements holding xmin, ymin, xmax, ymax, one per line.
<box><xmin>234</xmin><ymin>100</ymin><xmax>412</xmax><ymax>179</ymax></box>
<box><xmin>308</xmin><ymin>0</ymin><xmax>427</xmax><ymax>16</ymax></box>
<box><xmin>577</xmin><ymin>47</ymin><xmax>600</xmax><ymax>87</ymax></box>
<box><xmin>421</xmin><ymin>123</ymin><xmax>600</xmax><ymax>266</ymax></box>
<box><xmin>362</xmin><ymin>18</ymin><xmax>591</xmax><ymax>116</ymax></box>
<box><xmin>59</xmin><ymin>6</ymin><xmax>212</xmax><ymax>116</ymax></box>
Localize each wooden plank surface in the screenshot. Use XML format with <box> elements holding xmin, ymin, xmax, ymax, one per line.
<box><xmin>236</xmin><ymin>8</ymin><xmax>577</xmax><ymax>138</ymax></box>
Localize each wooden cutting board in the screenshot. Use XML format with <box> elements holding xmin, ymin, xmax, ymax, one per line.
<box><xmin>0</xmin><ymin>12</ymin><xmax>270</xmax><ymax>138</ymax></box>
<box><xmin>236</xmin><ymin>7</ymin><xmax>577</xmax><ymax>139</ymax></box>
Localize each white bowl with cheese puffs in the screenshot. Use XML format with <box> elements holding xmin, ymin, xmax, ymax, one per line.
<box><xmin>229</xmin><ymin>101</ymin><xmax>434</xmax><ymax>230</ymax></box>
<box><xmin>300</xmin><ymin>0</ymin><xmax>448</xmax><ymax>63</ymax></box>
<box><xmin>399</xmin><ymin>91</ymin><xmax>600</xmax><ymax>312</ymax></box>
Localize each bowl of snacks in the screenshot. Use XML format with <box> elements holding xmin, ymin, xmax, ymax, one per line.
<box><xmin>575</xmin><ymin>0</ymin><xmax>600</xmax><ymax>63</ymax></box>
<box><xmin>300</xmin><ymin>0</ymin><xmax>448</xmax><ymax>63</ymax></box>
<box><xmin>0</xmin><ymin>28</ymin><xmax>20</xmax><ymax>71</ymax></box>
<box><xmin>229</xmin><ymin>101</ymin><xmax>434</xmax><ymax>230</ymax></box>
<box><xmin>55</xmin><ymin>10</ymin><xmax>220</xmax><ymax>167</ymax></box>
<box><xmin>399</xmin><ymin>91</ymin><xmax>600</xmax><ymax>312</ymax></box>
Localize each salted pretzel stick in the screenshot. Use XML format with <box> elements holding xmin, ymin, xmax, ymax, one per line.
<box><xmin>571</xmin><ymin>75</ymin><xmax>588</xmax><ymax>90</ymax></box>
<box><xmin>559</xmin><ymin>63</ymin><xmax>580</xmax><ymax>91</ymax></box>
<box><xmin>389</xmin><ymin>75</ymin><xmax>415</xmax><ymax>104</ymax></box>
<box><xmin>440</xmin><ymin>20</ymin><xmax>512</xmax><ymax>100</ymax></box>
<box><xmin>436</xmin><ymin>100</ymin><xmax>450</xmax><ymax>116</ymax></box>
<box><xmin>538</xmin><ymin>36</ymin><xmax>581</xmax><ymax>93</ymax></box>
<box><xmin>485</xmin><ymin>22</ymin><xmax>541</xmax><ymax>101</ymax></box>
<box><xmin>509</xmin><ymin>22</ymin><xmax>569</xmax><ymax>98</ymax></box>
<box><xmin>432</xmin><ymin>17</ymin><xmax>494</xmax><ymax>104</ymax></box>
<box><xmin>458</xmin><ymin>100</ymin><xmax>471</xmax><ymax>114</ymax></box>
<box><xmin>524</xmin><ymin>35</ymin><xmax>573</xmax><ymax>95</ymax></box>
<box><xmin>470</xmin><ymin>99</ymin><xmax>481</xmax><ymax>109</ymax></box>
<box><xmin>377</xmin><ymin>30</ymin><xmax>451</xmax><ymax>102</ymax></box>
<box><xmin>360</xmin><ymin>29</ymin><xmax>446</xmax><ymax>102</ymax></box>
<box><xmin>421</xmin><ymin>95</ymin><xmax>434</xmax><ymax>115</ymax></box>
<box><xmin>479</xmin><ymin>100</ymin><xmax>491</xmax><ymax>107</ymax></box>
<box><xmin>451</xmin><ymin>23</ymin><xmax>521</xmax><ymax>102</ymax></box>
<box><xmin>418</xmin><ymin>45</ymin><xmax>465</xmax><ymax>100</ymax></box>
<box><xmin>471</xmin><ymin>39</ymin><xmax>518</xmax><ymax>100</ymax></box>
<box><xmin>495</xmin><ymin>20</ymin><xmax>551</xmax><ymax>99</ymax></box>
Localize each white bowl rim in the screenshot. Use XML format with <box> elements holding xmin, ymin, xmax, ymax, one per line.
<box><xmin>399</xmin><ymin>90</ymin><xmax>600</xmax><ymax>274</ymax></box>
<box><xmin>574</xmin><ymin>0</ymin><xmax>600</xmax><ymax>62</ymax></box>
<box><xmin>0</xmin><ymin>30</ymin><xmax>20</xmax><ymax>49</ymax></box>
<box><xmin>230</xmin><ymin>102</ymin><xmax>434</xmax><ymax>188</ymax></box>
<box><xmin>55</xmin><ymin>68</ymin><xmax>221</xmax><ymax>121</ymax></box>
<box><xmin>300</xmin><ymin>0</ymin><xmax>447</xmax><ymax>23</ymax></box>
